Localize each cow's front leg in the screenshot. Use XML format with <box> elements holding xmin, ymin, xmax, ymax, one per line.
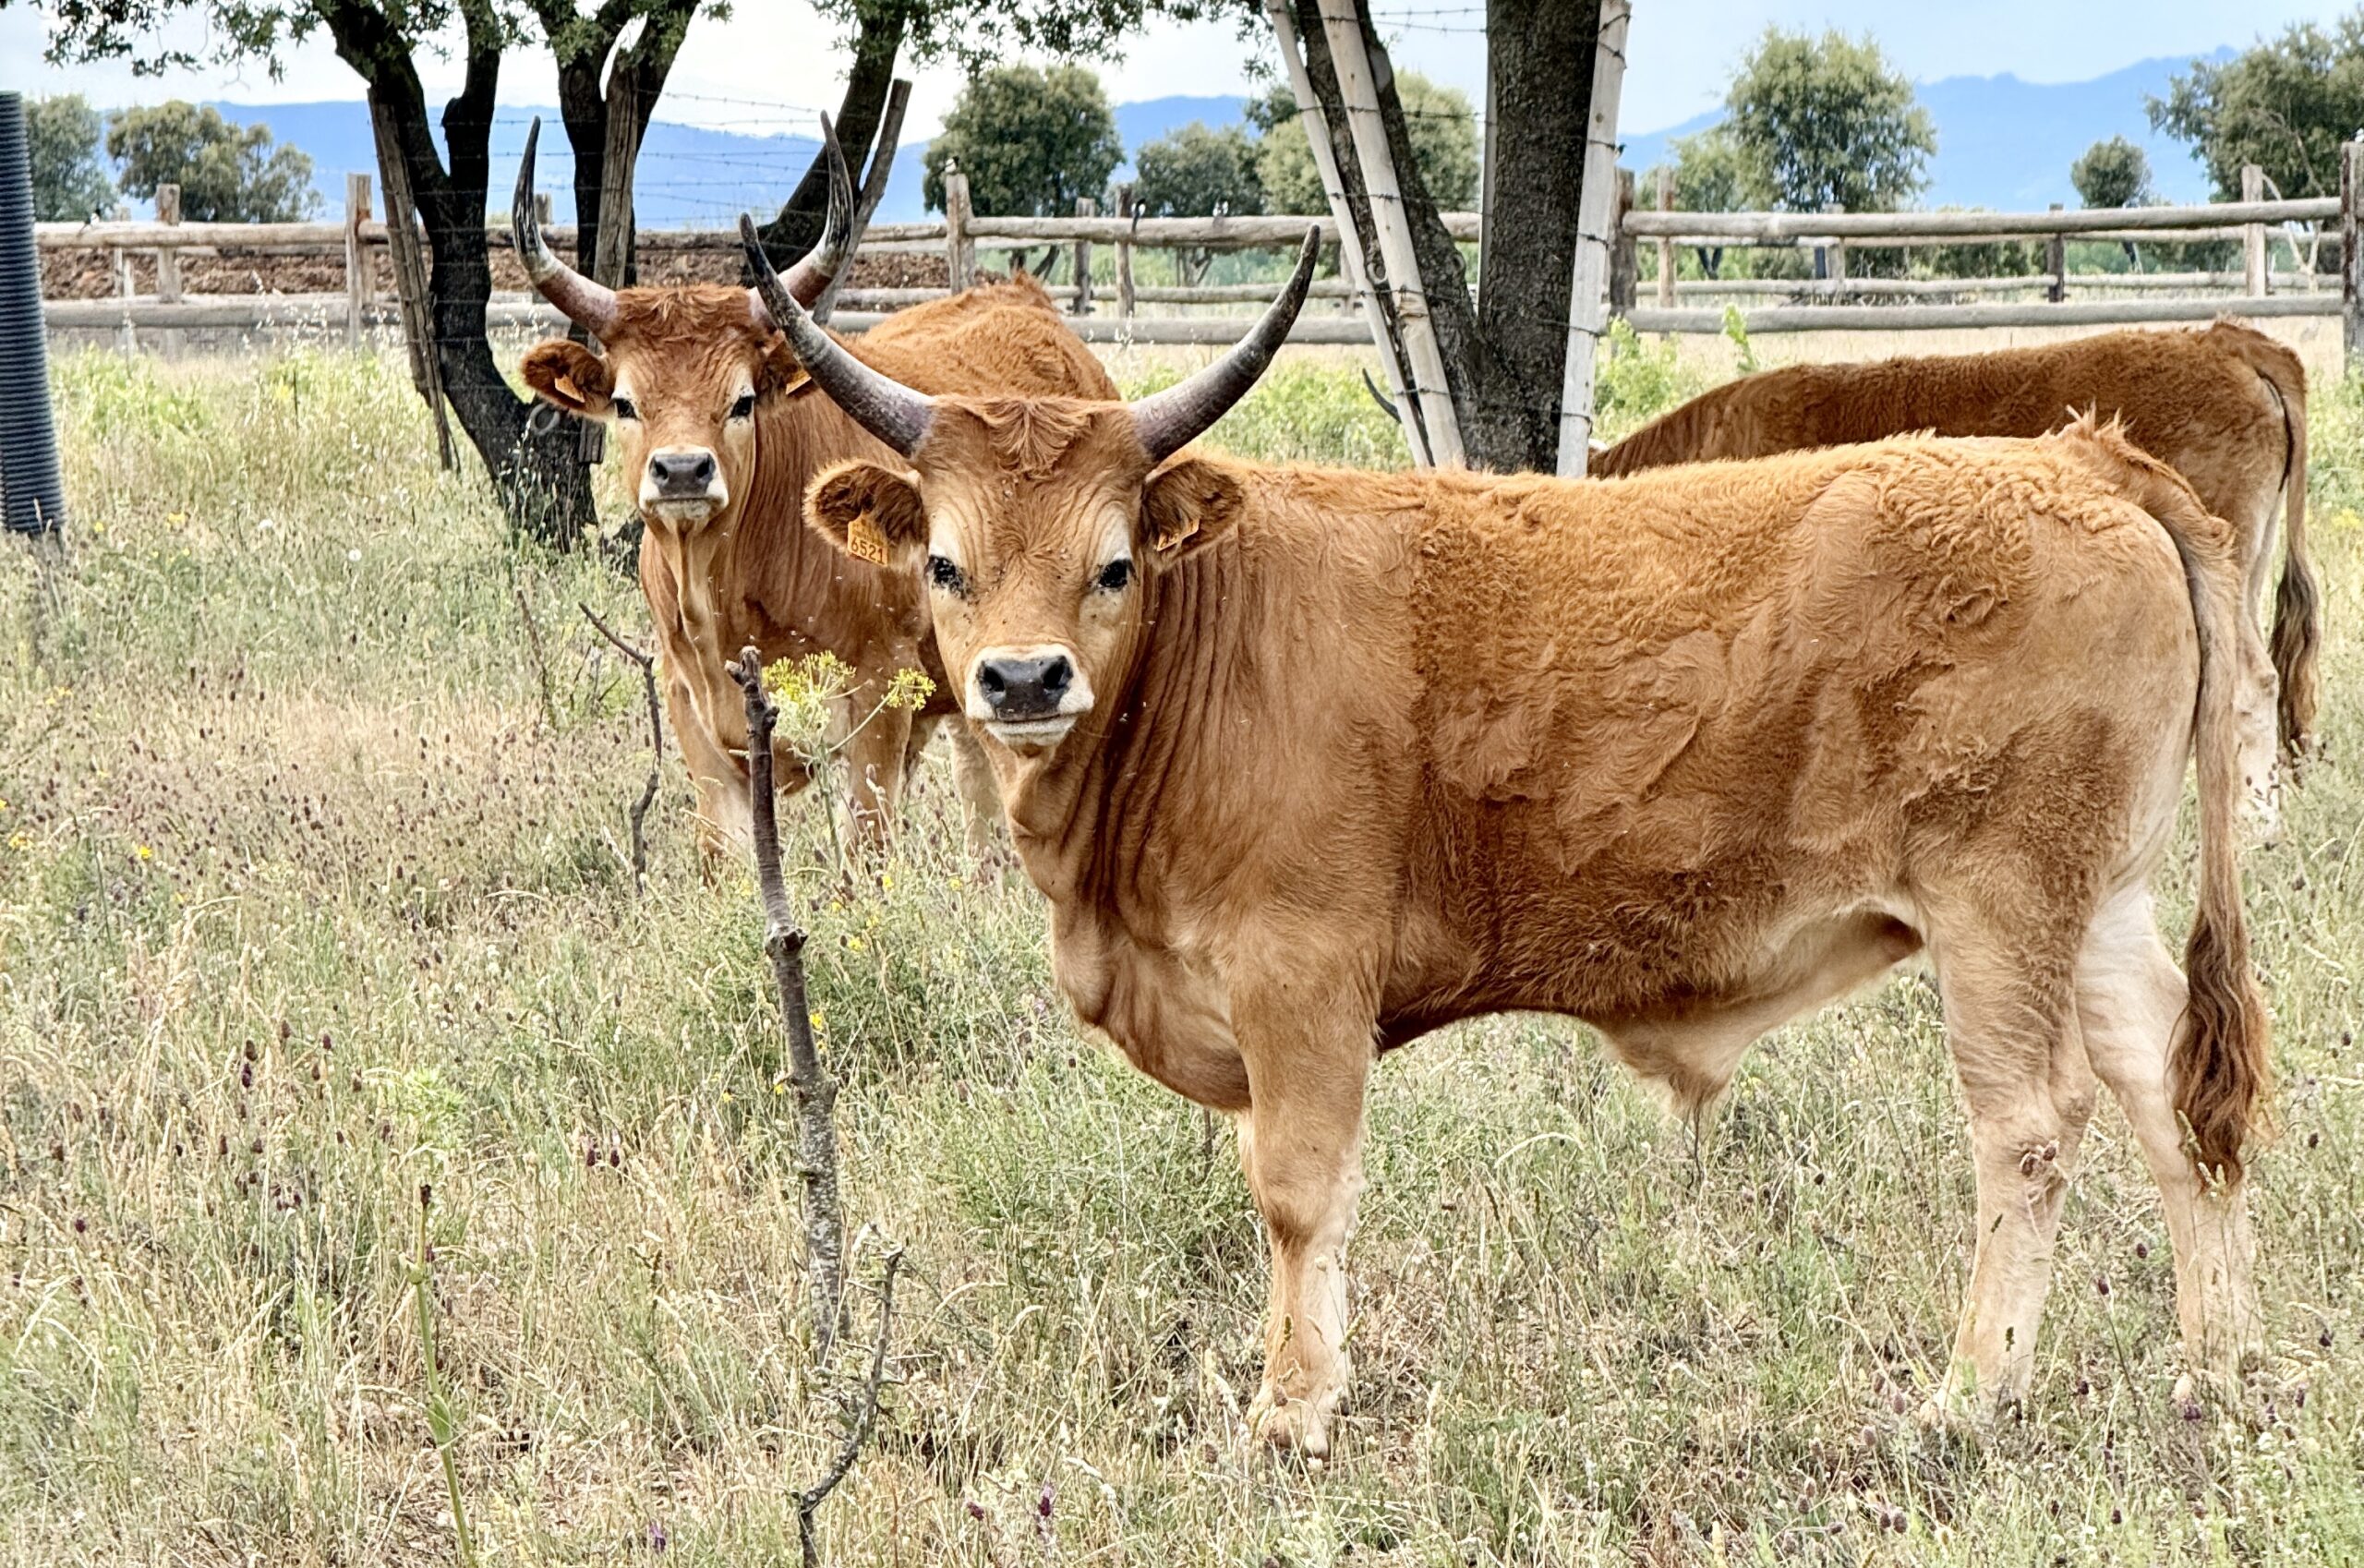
<box><xmin>1234</xmin><ymin>980</ymin><xmax>1373</xmax><ymax>1462</ymax></box>
<box><xmin>830</xmin><ymin>686</ymin><xmax>914</xmax><ymax>851</ymax></box>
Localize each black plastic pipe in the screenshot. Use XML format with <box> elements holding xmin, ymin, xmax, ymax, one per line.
<box><xmin>0</xmin><ymin>91</ymin><xmax>66</xmax><ymax>535</ymax></box>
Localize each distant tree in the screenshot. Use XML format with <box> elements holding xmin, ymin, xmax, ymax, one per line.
<box><xmin>2150</xmin><ymin>13</ymin><xmax>2364</xmax><ymax>200</ymax></box>
<box><xmin>104</xmin><ymin>101</ymin><xmax>320</xmax><ymax>222</ymax></box>
<box><xmin>1132</xmin><ymin>121</ymin><xmax>1263</xmax><ymax>217</ymax></box>
<box><xmin>1253</xmin><ymin>72</ymin><xmax>1478</xmax><ymax>215</ymax></box>
<box><xmin>923</xmin><ymin>65</ymin><xmax>1123</xmax><ymax>219</ymax></box>
<box><xmin>27</xmin><ymin>93</ymin><xmax>117</xmax><ymax>220</ymax></box>
<box><xmin>1647</xmin><ymin>124</ymin><xmax>1749</xmax><ymax>276</ymax></box>
<box><xmin>1723</xmin><ymin>28</ymin><xmax>1935</xmax><ymax>212</ymax></box>
<box><xmin>2071</xmin><ymin>135</ymin><xmax>2154</xmax><ymax>208</ymax></box>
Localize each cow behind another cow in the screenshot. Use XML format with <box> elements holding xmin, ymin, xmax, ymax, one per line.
<box><xmin>511</xmin><ymin>120</ymin><xmax>1116</xmax><ymax>861</ymax></box>
<box><xmin>1591</xmin><ymin>321</ymin><xmax>2317</xmax><ymax>782</ymax></box>
<box><xmin>755</xmin><ymin>234</ymin><xmax>2270</xmax><ymax>1460</ymax></box>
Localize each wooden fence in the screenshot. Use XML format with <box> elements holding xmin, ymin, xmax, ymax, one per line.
<box><xmin>37</xmin><ymin>151</ymin><xmax>2364</xmax><ymax>366</ymax></box>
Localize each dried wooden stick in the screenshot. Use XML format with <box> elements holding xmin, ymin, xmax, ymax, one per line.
<box><xmin>581</xmin><ymin>602</ymin><xmax>661</xmax><ymax>896</ymax></box>
<box><xmin>727</xmin><ymin>644</ymin><xmax>846</xmax><ymax>1359</ymax></box>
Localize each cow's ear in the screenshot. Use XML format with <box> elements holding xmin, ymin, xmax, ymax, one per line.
<box><xmin>758</xmin><ymin>335</ymin><xmax>810</xmax><ymax>396</ymax></box>
<box><xmin>519</xmin><ymin>339</ymin><xmax>613</xmax><ymax>418</ymax></box>
<box><xmin>806</xmin><ymin>459</ymin><xmax>928</xmax><ymax>568</ymax></box>
<box><xmin>1139</xmin><ymin>458</ymin><xmax>1245</xmax><ymax>568</ymax></box>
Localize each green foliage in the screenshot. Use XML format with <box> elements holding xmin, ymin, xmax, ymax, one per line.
<box><xmin>1723</xmin><ymin>28</ymin><xmax>1936</xmax><ymax>211</ymax></box>
<box><xmin>1660</xmin><ymin>125</ymin><xmax>1748</xmax><ymax>213</ymax></box>
<box><xmin>2150</xmin><ymin>12</ymin><xmax>2364</xmax><ymax>200</ymax></box>
<box><xmin>1592</xmin><ymin>319</ymin><xmax>1706</xmax><ymax>437</ymax></box>
<box><xmin>104</xmin><ymin>101</ymin><xmax>319</xmax><ymax>223</ymax></box>
<box><xmin>1131</xmin><ymin>121</ymin><xmax>1263</xmax><ymax>217</ymax></box>
<box><xmin>2072</xmin><ymin>135</ymin><xmax>2155</xmax><ymax>208</ymax></box>
<box><xmin>26</xmin><ymin>94</ymin><xmax>118</xmax><ymax>221</ymax></box>
<box><xmin>922</xmin><ymin>65</ymin><xmax>1123</xmax><ymax>217</ymax></box>
<box><xmin>812</xmin><ymin>0</ymin><xmax>1253</xmax><ymax>75</ymax></box>
<box><xmin>1253</xmin><ymin>72</ymin><xmax>1479</xmax><ymax>213</ymax></box>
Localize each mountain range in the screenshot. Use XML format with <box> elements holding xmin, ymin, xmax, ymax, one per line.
<box><xmin>182</xmin><ymin>54</ymin><xmax>2228</xmax><ymax>229</ymax></box>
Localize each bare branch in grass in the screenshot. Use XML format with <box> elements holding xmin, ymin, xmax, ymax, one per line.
<box><xmin>798</xmin><ymin>1248</ymin><xmax>903</xmax><ymax>1568</ymax></box>
<box><xmin>727</xmin><ymin>643</ymin><xmax>846</xmax><ymax>1360</ymax></box>
<box><xmin>581</xmin><ymin>603</ymin><xmax>662</xmax><ymax>897</ymax></box>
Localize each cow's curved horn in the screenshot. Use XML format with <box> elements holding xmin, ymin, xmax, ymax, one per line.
<box><xmin>1130</xmin><ymin>229</ymin><xmax>1320</xmax><ymax>464</ymax></box>
<box><xmin>741</xmin><ymin>212</ymin><xmax>935</xmax><ymax>455</ymax></box>
<box><xmin>513</xmin><ymin>117</ymin><xmax>618</xmax><ymax>337</ymax></box>
<box><xmin>778</xmin><ymin>113</ymin><xmax>857</xmax><ymax>308</ymax></box>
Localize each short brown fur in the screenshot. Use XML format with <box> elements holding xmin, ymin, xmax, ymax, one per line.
<box><xmin>809</xmin><ymin>398</ymin><xmax>2272</xmax><ymax>1452</ymax></box>
<box><xmin>1592</xmin><ymin>321</ymin><xmax>2318</xmax><ymax>763</ymax></box>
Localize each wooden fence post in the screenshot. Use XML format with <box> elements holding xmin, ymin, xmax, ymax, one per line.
<box><xmin>1113</xmin><ymin>183</ymin><xmax>1137</xmax><ymax>319</ymax></box>
<box><xmin>344</xmin><ymin>172</ymin><xmax>373</xmax><ymax>349</ymax></box>
<box><xmin>2344</xmin><ymin>141</ymin><xmax>2363</xmax><ymax>371</ymax></box>
<box><xmin>113</xmin><ymin>243</ymin><xmax>136</xmax><ymax>354</ymax></box>
<box><xmin>2242</xmin><ymin>164</ymin><xmax>2268</xmax><ymax>296</ymax></box>
<box><xmin>154</xmin><ymin>183</ymin><xmax>181</xmax><ymax>304</ymax></box>
<box><xmin>1823</xmin><ymin>201</ymin><xmax>1846</xmax><ymax>284</ymax></box>
<box><xmin>1264</xmin><ymin>0</ymin><xmax>1427</xmax><ymax>465</ymax></box>
<box><xmin>2046</xmin><ymin>204</ymin><xmax>2066</xmax><ymax>302</ymax></box>
<box><xmin>1318</xmin><ymin>0</ymin><xmax>1466</xmax><ymax>467</ymax></box>
<box><xmin>944</xmin><ymin>164</ymin><xmax>975</xmax><ymax>291</ymax></box>
<box><xmin>368</xmin><ymin>89</ymin><xmax>456</xmax><ymax>471</ymax></box>
<box><xmin>1556</xmin><ymin>0</ymin><xmax>1633</xmax><ymax>475</ymax></box>
<box><xmin>1609</xmin><ymin>167</ymin><xmax>1637</xmax><ymax>313</ymax></box>
<box><xmin>1072</xmin><ymin>196</ymin><xmax>1095</xmax><ymax>315</ymax></box>
<box><xmin>1654</xmin><ymin>165</ymin><xmax>1675</xmax><ymax>308</ymax></box>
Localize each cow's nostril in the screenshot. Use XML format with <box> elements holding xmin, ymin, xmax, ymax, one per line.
<box><xmin>1041</xmin><ymin>656</ymin><xmax>1072</xmax><ymax>697</ymax></box>
<box><xmin>978</xmin><ymin>665</ymin><xmax>1007</xmax><ymax>699</ymax></box>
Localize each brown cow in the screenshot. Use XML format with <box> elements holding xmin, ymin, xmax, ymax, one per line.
<box><xmin>753</xmin><ymin>235</ymin><xmax>2269</xmax><ymax>1458</ymax></box>
<box><xmin>510</xmin><ymin>121</ymin><xmax>1116</xmax><ymax>858</ymax></box>
<box><xmin>1591</xmin><ymin>322</ymin><xmax>2317</xmax><ymax>778</ymax></box>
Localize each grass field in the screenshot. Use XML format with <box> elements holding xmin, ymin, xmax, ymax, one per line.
<box><xmin>3</xmin><ymin>335</ymin><xmax>2362</xmax><ymax>1565</ymax></box>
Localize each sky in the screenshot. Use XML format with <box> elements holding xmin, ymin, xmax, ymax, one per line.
<box><xmin>0</xmin><ymin>0</ymin><xmax>2349</xmax><ymax>139</ymax></box>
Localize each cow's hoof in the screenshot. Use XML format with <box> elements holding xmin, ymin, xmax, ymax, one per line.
<box><xmin>1248</xmin><ymin>1384</ymin><xmax>1336</xmax><ymax>1465</ymax></box>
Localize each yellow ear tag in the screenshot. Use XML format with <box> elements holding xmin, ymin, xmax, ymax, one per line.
<box><xmin>845</xmin><ymin>513</ymin><xmax>890</xmax><ymax>565</ymax></box>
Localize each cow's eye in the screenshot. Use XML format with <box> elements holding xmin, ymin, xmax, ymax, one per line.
<box><xmin>926</xmin><ymin>555</ymin><xmax>966</xmax><ymax>596</ymax></box>
<box><xmin>1094</xmin><ymin>558</ymin><xmax>1133</xmax><ymax>594</ymax></box>
<box><xmin>728</xmin><ymin>392</ymin><xmax>756</xmax><ymax>421</ymax></box>
<box><xmin>611</xmin><ymin>395</ymin><xmax>639</xmax><ymax>421</ymax></box>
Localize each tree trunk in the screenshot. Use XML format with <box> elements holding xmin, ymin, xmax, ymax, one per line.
<box><xmin>323</xmin><ymin>0</ymin><xmax>593</xmax><ymax>548</ymax></box>
<box><xmin>1471</xmin><ymin>0</ymin><xmax>1595</xmax><ymax>471</ymax></box>
<box><xmin>1289</xmin><ymin>0</ymin><xmax>1601</xmax><ymax>475</ymax></box>
<box><xmin>756</xmin><ymin>2</ymin><xmax>911</xmax><ymax>267</ymax></box>
<box><xmin>543</xmin><ymin>0</ymin><xmax>697</xmax><ymax>285</ymax></box>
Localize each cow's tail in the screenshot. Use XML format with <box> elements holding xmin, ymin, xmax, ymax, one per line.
<box><xmin>2221</xmin><ymin>324</ymin><xmax>2319</xmax><ymax>759</ymax></box>
<box><xmin>2073</xmin><ymin>416</ymin><xmax>2273</xmax><ymax>1181</ymax></box>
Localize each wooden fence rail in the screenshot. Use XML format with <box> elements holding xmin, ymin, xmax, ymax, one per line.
<box><xmin>37</xmin><ymin>170</ymin><xmax>2364</xmax><ymax>360</ymax></box>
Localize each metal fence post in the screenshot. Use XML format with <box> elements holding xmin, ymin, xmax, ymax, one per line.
<box><xmin>0</xmin><ymin>91</ymin><xmax>67</xmax><ymax>537</ymax></box>
<box><xmin>2046</xmin><ymin>204</ymin><xmax>2066</xmax><ymax>303</ymax></box>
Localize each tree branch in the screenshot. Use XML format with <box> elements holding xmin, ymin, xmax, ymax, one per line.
<box><xmin>582</xmin><ymin>603</ymin><xmax>662</xmax><ymax>896</ymax></box>
<box><xmin>797</xmin><ymin>1248</ymin><xmax>902</xmax><ymax>1568</ymax></box>
<box><xmin>726</xmin><ymin>644</ymin><xmax>846</xmax><ymax>1364</ymax></box>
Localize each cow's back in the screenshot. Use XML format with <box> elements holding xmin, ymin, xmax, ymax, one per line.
<box><xmin>1592</xmin><ymin>324</ymin><xmax>2289</xmax><ymax>527</ymax></box>
<box><xmin>862</xmin><ymin>278</ymin><xmax>1118</xmax><ymax>403</ymax></box>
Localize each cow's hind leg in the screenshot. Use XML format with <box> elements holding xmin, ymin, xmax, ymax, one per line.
<box><xmin>1924</xmin><ymin>911</ymin><xmax>2098</xmax><ymax>1413</ymax></box>
<box><xmin>2075</xmin><ymin>887</ymin><xmax>2261</xmax><ymax>1381</ymax></box>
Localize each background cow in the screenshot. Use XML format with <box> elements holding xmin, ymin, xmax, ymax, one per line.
<box><xmin>754</xmin><ymin>235</ymin><xmax>2269</xmax><ymax>1460</ymax></box>
<box><xmin>512</xmin><ymin>120</ymin><xmax>1116</xmax><ymax>859</ymax></box>
<box><xmin>1589</xmin><ymin>322</ymin><xmax>2318</xmax><ymax>779</ymax></box>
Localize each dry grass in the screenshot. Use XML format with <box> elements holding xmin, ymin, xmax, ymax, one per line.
<box><xmin>3</xmin><ymin>341</ymin><xmax>2363</xmax><ymax>1565</ymax></box>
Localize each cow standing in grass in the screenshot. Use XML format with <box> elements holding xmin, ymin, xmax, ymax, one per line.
<box><xmin>512</xmin><ymin>120</ymin><xmax>1116</xmax><ymax>860</ymax></box>
<box><xmin>1590</xmin><ymin>322</ymin><xmax>2318</xmax><ymax>788</ymax></box>
<box><xmin>750</xmin><ymin>228</ymin><xmax>2270</xmax><ymax>1459</ymax></box>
